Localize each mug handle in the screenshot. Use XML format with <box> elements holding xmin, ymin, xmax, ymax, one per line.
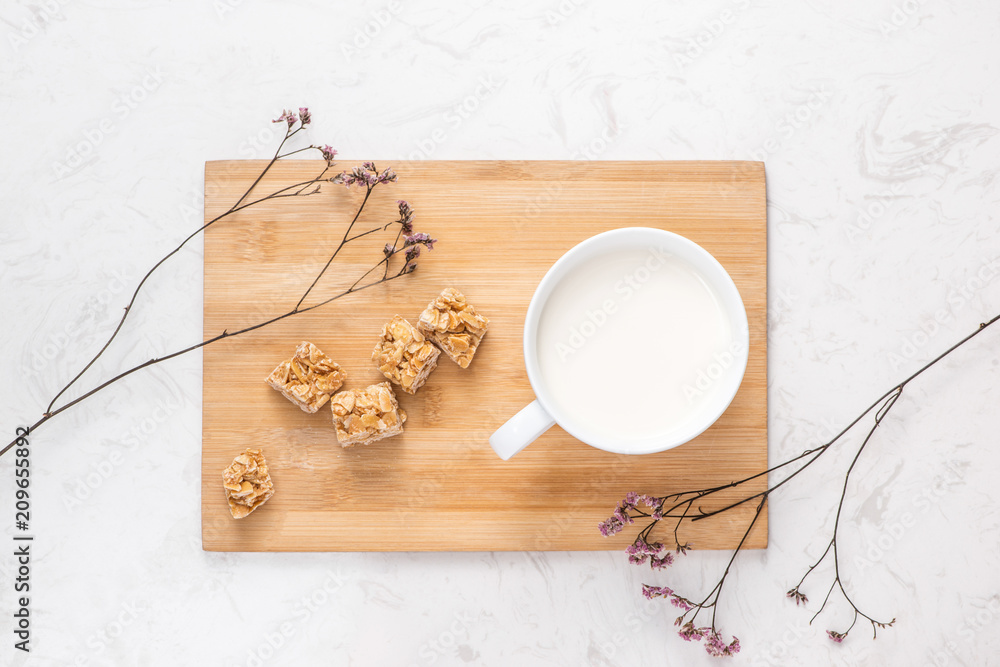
<box><xmin>489</xmin><ymin>400</ymin><xmax>556</xmax><ymax>460</ymax></box>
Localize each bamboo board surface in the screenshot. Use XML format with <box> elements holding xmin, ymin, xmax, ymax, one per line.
<box><xmin>202</xmin><ymin>160</ymin><xmax>767</xmax><ymax>552</ymax></box>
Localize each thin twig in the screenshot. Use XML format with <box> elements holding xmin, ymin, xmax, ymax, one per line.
<box><xmin>6</xmin><ymin>111</ymin><xmax>434</xmax><ymax>459</ymax></box>
<box><xmin>1</xmin><ymin>269</ymin><xmax>409</xmax><ymax>459</ymax></box>
<box><xmin>45</xmin><ymin>127</ymin><xmax>303</xmax><ymax>413</ymax></box>
<box><xmin>296</xmin><ymin>184</ymin><xmax>374</xmax><ymax>310</ymax></box>
<box><xmin>610</xmin><ymin>311</ymin><xmax>1000</xmax><ymax>649</ymax></box>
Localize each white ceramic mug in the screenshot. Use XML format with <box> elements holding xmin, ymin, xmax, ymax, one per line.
<box><xmin>489</xmin><ymin>227</ymin><xmax>750</xmax><ymax>460</ymax></box>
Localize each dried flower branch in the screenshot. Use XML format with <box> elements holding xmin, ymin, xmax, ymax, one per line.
<box><xmin>2</xmin><ymin>108</ymin><xmax>434</xmax><ymax>458</ymax></box>
<box><xmin>603</xmin><ymin>313</ymin><xmax>1000</xmax><ymax>656</ymax></box>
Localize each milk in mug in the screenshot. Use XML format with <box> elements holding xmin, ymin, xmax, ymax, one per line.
<box><xmin>535</xmin><ymin>246</ymin><xmax>739</xmax><ymax>441</ymax></box>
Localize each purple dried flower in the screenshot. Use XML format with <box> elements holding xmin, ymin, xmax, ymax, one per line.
<box><xmin>649</xmin><ymin>588</ymin><xmax>738</xmax><ymax>655</ymax></box>
<box><xmin>675</xmin><ymin>623</ymin><xmax>741</xmax><ymax>657</ymax></box>
<box><xmin>677</xmin><ymin>622</ymin><xmax>704</xmax><ymax>642</ymax></box>
<box><xmin>625</xmin><ymin>534</ymin><xmax>674</xmax><ymax>570</ymax></box>
<box><xmin>641</xmin><ymin>584</ymin><xmax>672</xmax><ymax>600</ymax></box>
<box><xmin>786</xmin><ymin>588</ymin><xmax>808</xmax><ymax>606</ymax></box>
<box><xmin>616</xmin><ymin>492</ymin><xmax>660</xmax><ymax>517</ymax></box>
<box><xmin>357</xmin><ymin>166</ymin><xmax>375</xmax><ymax>186</ymax></box>
<box><xmin>383</xmin><ymin>243</ymin><xmax>395</xmax><ymax>258</ymax></box>
<box><xmin>405</xmin><ymin>246</ymin><xmax>420</xmax><ymax>262</ymax></box>
<box><xmin>625</xmin><ymin>537</ymin><xmax>663</xmax><ymax>557</ymax></box>
<box><xmin>598</xmin><ymin>515</ymin><xmax>624</xmax><ymax>537</ymax></box>
<box><xmin>404</xmin><ymin>232</ymin><xmax>436</xmax><ymax>250</ymax></box>
<box><xmin>616</xmin><ymin>506</ymin><xmax>635</xmax><ymax>525</ymax></box>
<box><xmin>332</xmin><ymin>169</ymin><xmax>360</xmax><ymax>188</ymax></box>
<box><xmin>827</xmin><ymin>630</ymin><xmax>845</xmax><ymax>644</ymax></box>
<box><xmin>600</xmin><ymin>497</ymin><xmax>645</xmax><ymax>538</ymax></box>
<box><xmin>642</xmin><ymin>583</ymin><xmax>692</xmax><ymax>610</ymax></box>
<box><xmin>298</xmin><ymin>107</ymin><xmax>311</xmax><ymax>125</ymax></box>
<box><xmin>703</xmin><ymin>630</ymin><xmax>741</xmax><ymax>657</ymax></box>
<box><xmin>317</xmin><ymin>145</ymin><xmax>337</xmax><ymax>164</ymax></box>
<box><xmin>332</xmin><ymin>166</ymin><xmax>368</xmax><ymax>188</ymax></box>
<box><xmin>397</xmin><ymin>200</ymin><xmax>414</xmax><ymax>234</ymax></box>
<box><xmin>669</xmin><ymin>594</ymin><xmax>691</xmax><ymax>611</ymax></box>
<box><xmin>273</xmin><ymin>109</ymin><xmax>298</xmax><ymax>128</ymax></box>
<box><xmin>332</xmin><ymin>162</ymin><xmax>398</xmax><ymax>189</ymax></box>
<box><xmin>639</xmin><ymin>494</ymin><xmax>660</xmax><ymax>508</ymax></box>
<box><xmin>650</xmin><ymin>551</ymin><xmax>675</xmax><ymax>570</ymax></box>
<box><xmin>705</xmin><ymin>633</ymin><xmax>725</xmax><ymax>655</ymax></box>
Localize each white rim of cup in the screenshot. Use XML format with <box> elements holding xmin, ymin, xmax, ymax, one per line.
<box><xmin>522</xmin><ymin>226</ymin><xmax>750</xmax><ymax>456</ymax></box>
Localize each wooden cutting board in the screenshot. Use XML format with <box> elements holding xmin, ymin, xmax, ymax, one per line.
<box><xmin>202</xmin><ymin>160</ymin><xmax>767</xmax><ymax>552</ymax></box>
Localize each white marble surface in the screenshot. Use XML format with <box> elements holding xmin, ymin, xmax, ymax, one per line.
<box><xmin>1</xmin><ymin>1</ymin><xmax>999</xmax><ymax>665</ymax></box>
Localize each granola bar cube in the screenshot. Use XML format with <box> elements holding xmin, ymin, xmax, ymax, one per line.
<box><xmin>222</xmin><ymin>448</ymin><xmax>275</xmax><ymax>519</ymax></box>
<box><xmin>372</xmin><ymin>316</ymin><xmax>441</xmax><ymax>394</ymax></box>
<box><xmin>330</xmin><ymin>382</ymin><xmax>407</xmax><ymax>448</ymax></box>
<box><xmin>416</xmin><ymin>288</ymin><xmax>489</xmax><ymax>369</ymax></box>
<box><xmin>266</xmin><ymin>341</ymin><xmax>347</xmax><ymax>413</ymax></box>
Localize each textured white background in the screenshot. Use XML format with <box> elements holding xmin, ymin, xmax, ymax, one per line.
<box><xmin>1</xmin><ymin>0</ymin><xmax>999</xmax><ymax>665</ymax></box>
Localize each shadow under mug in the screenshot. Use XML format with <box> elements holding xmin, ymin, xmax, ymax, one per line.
<box><xmin>488</xmin><ymin>227</ymin><xmax>750</xmax><ymax>460</ymax></box>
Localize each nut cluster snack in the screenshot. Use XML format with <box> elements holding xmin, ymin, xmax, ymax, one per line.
<box><xmin>222</xmin><ymin>449</ymin><xmax>275</xmax><ymax>519</ymax></box>
<box><xmin>372</xmin><ymin>316</ymin><xmax>441</xmax><ymax>394</ymax></box>
<box><xmin>330</xmin><ymin>382</ymin><xmax>407</xmax><ymax>447</ymax></box>
<box><xmin>417</xmin><ymin>288</ymin><xmax>489</xmax><ymax>369</ymax></box>
<box><xmin>266</xmin><ymin>341</ymin><xmax>347</xmax><ymax>413</ymax></box>
<box><xmin>241</xmin><ymin>287</ymin><xmax>492</xmax><ymax>518</ymax></box>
